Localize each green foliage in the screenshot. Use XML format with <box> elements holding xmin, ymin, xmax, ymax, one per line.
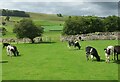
<box><xmin>62</xmin><ymin>15</ymin><xmax>120</xmax><ymax>35</ymax></box>
<box><xmin>0</xmin><ymin>27</ymin><xmax>7</xmax><ymax>36</ymax></box>
<box><xmin>5</xmin><ymin>16</ymin><xmax>10</xmax><ymax>21</ymax></box>
<box><xmin>57</xmin><ymin>13</ymin><xmax>63</xmax><ymax>17</ymax></box>
<box><xmin>1</xmin><ymin>9</ymin><xmax>30</xmax><ymax>17</ymax></box>
<box><xmin>13</xmin><ymin>19</ymin><xmax>43</xmax><ymax>43</ymax></box>
<box><xmin>103</xmin><ymin>15</ymin><xmax>120</xmax><ymax>32</ymax></box>
<box><xmin>2</xmin><ymin>22</ymin><xmax>6</xmax><ymax>26</ymax></box>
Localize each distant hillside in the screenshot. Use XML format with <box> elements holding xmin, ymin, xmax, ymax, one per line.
<box><xmin>0</xmin><ymin>9</ymin><xmax>30</xmax><ymax>17</ymax></box>
<box><xmin>28</xmin><ymin>12</ymin><xmax>66</xmax><ymax>21</ymax></box>
<box><xmin>1</xmin><ymin>11</ymin><xmax>65</xmax><ymax>34</ymax></box>
<box><xmin>0</xmin><ymin>9</ymin><xmax>66</xmax><ymax>22</ymax></box>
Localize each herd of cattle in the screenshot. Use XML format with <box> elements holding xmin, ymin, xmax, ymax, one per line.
<box><xmin>67</xmin><ymin>39</ymin><xmax>120</xmax><ymax>63</ymax></box>
<box><xmin>2</xmin><ymin>40</ymin><xmax>120</xmax><ymax>63</ymax></box>
<box><xmin>86</xmin><ymin>45</ymin><xmax>120</xmax><ymax>63</ymax></box>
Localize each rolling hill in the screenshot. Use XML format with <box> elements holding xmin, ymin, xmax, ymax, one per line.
<box><xmin>1</xmin><ymin>12</ymin><xmax>66</xmax><ymax>41</ymax></box>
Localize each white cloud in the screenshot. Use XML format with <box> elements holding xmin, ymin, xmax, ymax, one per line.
<box><xmin>0</xmin><ymin>2</ymin><xmax>118</xmax><ymax>17</ymax></box>
<box><xmin>0</xmin><ymin>0</ymin><xmax>119</xmax><ymax>2</ymax></box>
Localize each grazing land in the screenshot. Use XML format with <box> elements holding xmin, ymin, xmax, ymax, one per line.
<box><xmin>1</xmin><ymin>12</ymin><xmax>119</xmax><ymax>80</ymax></box>
<box><xmin>2</xmin><ymin>40</ymin><xmax>119</xmax><ymax>80</ymax></box>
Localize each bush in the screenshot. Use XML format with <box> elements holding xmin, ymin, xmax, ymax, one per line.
<box><xmin>13</xmin><ymin>19</ymin><xmax>44</xmax><ymax>43</ymax></box>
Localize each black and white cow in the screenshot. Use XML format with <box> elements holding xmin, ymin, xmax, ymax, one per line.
<box><xmin>3</xmin><ymin>43</ymin><xmax>10</xmax><ymax>48</ymax></box>
<box><xmin>104</xmin><ymin>46</ymin><xmax>114</xmax><ymax>63</ymax></box>
<box><xmin>6</xmin><ymin>45</ymin><xmax>19</xmax><ymax>57</ymax></box>
<box><xmin>68</xmin><ymin>40</ymin><xmax>81</xmax><ymax>49</ymax></box>
<box><xmin>85</xmin><ymin>46</ymin><xmax>100</xmax><ymax>61</ymax></box>
<box><xmin>114</xmin><ymin>45</ymin><xmax>120</xmax><ymax>61</ymax></box>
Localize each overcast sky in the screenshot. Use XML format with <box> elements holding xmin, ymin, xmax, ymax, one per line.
<box><xmin>0</xmin><ymin>0</ymin><xmax>120</xmax><ymax>17</ymax></box>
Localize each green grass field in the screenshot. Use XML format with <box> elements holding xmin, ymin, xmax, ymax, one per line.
<box><xmin>2</xmin><ymin>40</ymin><xmax>119</xmax><ymax>80</ymax></box>
<box><xmin>1</xmin><ymin>13</ymin><xmax>120</xmax><ymax>80</ymax></box>
<box><xmin>1</xmin><ymin>13</ymin><xmax>64</xmax><ymax>39</ymax></box>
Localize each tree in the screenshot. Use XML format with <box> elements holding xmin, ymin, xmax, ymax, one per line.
<box><xmin>88</xmin><ymin>17</ymin><xmax>105</xmax><ymax>33</ymax></box>
<box><xmin>62</xmin><ymin>16</ymin><xmax>86</xmax><ymax>35</ymax></box>
<box><xmin>103</xmin><ymin>15</ymin><xmax>119</xmax><ymax>32</ymax></box>
<box><xmin>62</xmin><ymin>16</ymin><xmax>105</xmax><ymax>35</ymax></box>
<box><xmin>0</xmin><ymin>27</ymin><xmax>7</xmax><ymax>36</ymax></box>
<box><xmin>5</xmin><ymin>16</ymin><xmax>10</xmax><ymax>21</ymax></box>
<box><xmin>2</xmin><ymin>9</ymin><xmax>7</xmax><ymax>16</ymax></box>
<box><xmin>13</xmin><ymin>19</ymin><xmax>43</xmax><ymax>43</ymax></box>
<box><xmin>1</xmin><ymin>9</ymin><xmax>30</xmax><ymax>17</ymax></box>
<box><xmin>2</xmin><ymin>22</ymin><xmax>6</xmax><ymax>26</ymax></box>
<box><xmin>57</xmin><ymin>13</ymin><xmax>63</xmax><ymax>17</ymax></box>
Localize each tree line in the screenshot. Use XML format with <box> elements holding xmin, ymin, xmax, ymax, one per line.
<box><xmin>1</xmin><ymin>9</ymin><xmax>30</xmax><ymax>17</ymax></box>
<box><xmin>62</xmin><ymin>15</ymin><xmax>120</xmax><ymax>35</ymax></box>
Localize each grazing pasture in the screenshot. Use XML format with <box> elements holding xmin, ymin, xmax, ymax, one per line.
<box><xmin>1</xmin><ymin>13</ymin><xmax>120</xmax><ymax>80</ymax></box>
<box><xmin>2</xmin><ymin>40</ymin><xmax>119</xmax><ymax>80</ymax></box>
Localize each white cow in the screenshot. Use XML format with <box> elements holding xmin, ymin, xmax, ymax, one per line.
<box><xmin>6</xmin><ymin>45</ymin><xmax>19</xmax><ymax>57</ymax></box>
<box><xmin>104</xmin><ymin>46</ymin><xmax>114</xmax><ymax>63</ymax></box>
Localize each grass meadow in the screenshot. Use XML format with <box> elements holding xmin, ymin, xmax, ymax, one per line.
<box><xmin>2</xmin><ymin>40</ymin><xmax>119</xmax><ymax>80</ymax></box>
<box><xmin>1</xmin><ymin>13</ymin><xmax>120</xmax><ymax>80</ymax></box>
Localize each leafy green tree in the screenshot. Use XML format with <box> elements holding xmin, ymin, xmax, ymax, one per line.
<box><xmin>2</xmin><ymin>9</ymin><xmax>7</xmax><ymax>16</ymax></box>
<box><xmin>1</xmin><ymin>9</ymin><xmax>30</xmax><ymax>17</ymax></box>
<box><xmin>5</xmin><ymin>16</ymin><xmax>10</xmax><ymax>21</ymax></box>
<box><xmin>57</xmin><ymin>13</ymin><xmax>63</xmax><ymax>17</ymax></box>
<box><xmin>103</xmin><ymin>15</ymin><xmax>119</xmax><ymax>32</ymax></box>
<box><xmin>62</xmin><ymin>16</ymin><xmax>80</xmax><ymax>35</ymax></box>
<box><xmin>62</xmin><ymin>16</ymin><xmax>103</xmax><ymax>35</ymax></box>
<box><xmin>63</xmin><ymin>15</ymin><xmax>119</xmax><ymax>35</ymax></box>
<box><xmin>13</xmin><ymin>19</ymin><xmax>43</xmax><ymax>43</ymax></box>
<box><xmin>0</xmin><ymin>27</ymin><xmax>7</xmax><ymax>36</ymax></box>
<box><xmin>88</xmin><ymin>17</ymin><xmax>105</xmax><ymax>33</ymax></box>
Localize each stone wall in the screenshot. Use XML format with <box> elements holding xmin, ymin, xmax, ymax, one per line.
<box><xmin>60</xmin><ymin>32</ymin><xmax>120</xmax><ymax>41</ymax></box>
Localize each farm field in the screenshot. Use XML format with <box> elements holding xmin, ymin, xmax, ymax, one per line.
<box><xmin>1</xmin><ymin>12</ymin><xmax>120</xmax><ymax>80</ymax></box>
<box><xmin>2</xmin><ymin>40</ymin><xmax>119</xmax><ymax>80</ymax></box>
<box><xmin>1</xmin><ymin>13</ymin><xmax>64</xmax><ymax>39</ymax></box>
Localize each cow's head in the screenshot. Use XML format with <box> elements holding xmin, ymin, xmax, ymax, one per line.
<box><xmin>104</xmin><ymin>48</ymin><xmax>111</xmax><ymax>55</ymax></box>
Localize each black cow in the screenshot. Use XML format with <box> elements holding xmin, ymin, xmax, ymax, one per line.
<box><xmin>68</xmin><ymin>40</ymin><xmax>81</xmax><ymax>49</ymax></box>
<box><xmin>114</xmin><ymin>45</ymin><xmax>120</xmax><ymax>61</ymax></box>
<box><xmin>85</xmin><ymin>46</ymin><xmax>100</xmax><ymax>61</ymax></box>
<box><xmin>3</xmin><ymin>43</ymin><xmax>10</xmax><ymax>48</ymax></box>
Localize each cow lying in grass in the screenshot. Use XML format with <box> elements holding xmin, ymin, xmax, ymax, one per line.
<box><xmin>68</xmin><ymin>40</ymin><xmax>81</xmax><ymax>50</ymax></box>
<box><xmin>6</xmin><ymin>45</ymin><xmax>19</xmax><ymax>57</ymax></box>
<box><xmin>85</xmin><ymin>46</ymin><xmax>100</xmax><ymax>61</ymax></box>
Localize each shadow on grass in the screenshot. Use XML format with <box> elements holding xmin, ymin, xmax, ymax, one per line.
<box><xmin>15</xmin><ymin>55</ymin><xmax>21</xmax><ymax>57</ymax></box>
<box><xmin>36</xmin><ymin>42</ymin><xmax>56</xmax><ymax>44</ymax></box>
<box><xmin>68</xmin><ymin>48</ymin><xmax>84</xmax><ymax>51</ymax></box>
<box><xmin>99</xmin><ymin>59</ymin><xmax>105</xmax><ymax>62</ymax></box>
<box><xmin>25</xmin><ymin>41</ymin><xmax>56</xmax><ymax>44</ymax></box>
<box><xmin>8</xmin><ymin>55</ymin><xmax>22</xmax><ymax>57</ymax></box>
<box><xmin>0</xmin><ymin>60</ymin><xmax>8</xmax><ymax>63</ymax></box>
<box><xmin>91</xmin><ymin>59</ymin><xmax>105</xmax><ymax>62</ymax></box>
<box><xmin>112</xmin><ymin>60</ymin><xmax>120</xmax><ymax>64</ymax></box>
